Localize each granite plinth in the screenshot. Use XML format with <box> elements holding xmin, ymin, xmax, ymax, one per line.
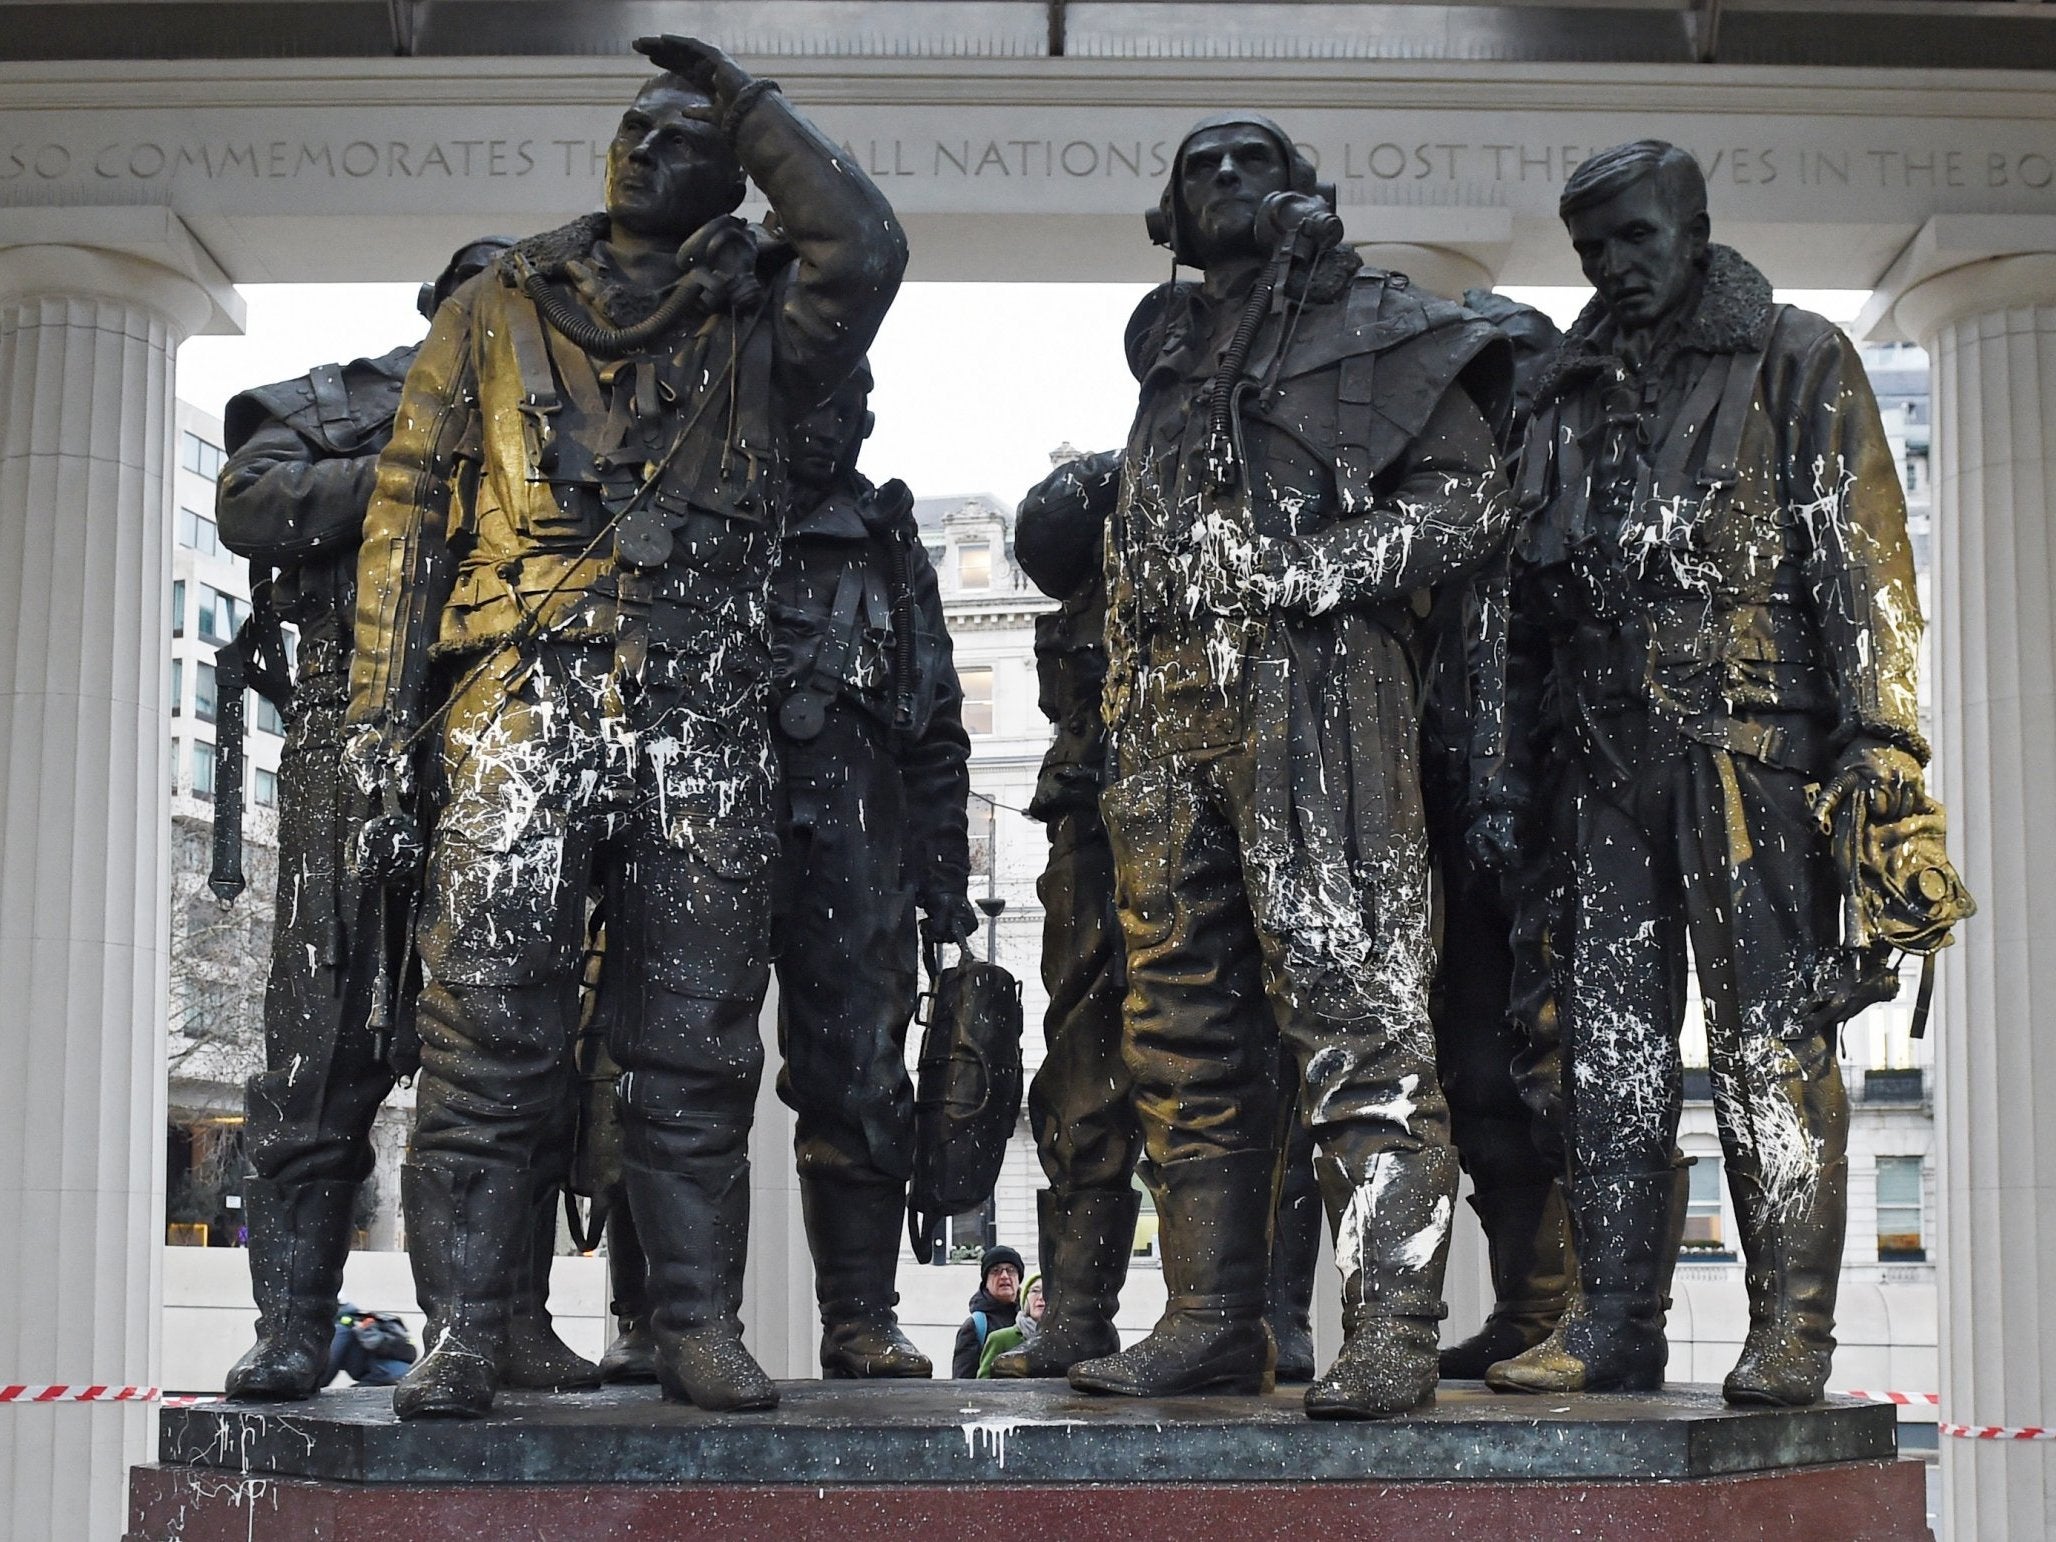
<box><xmin>129</xmin><ymin>1382</ymin><xmax>1930</xmax><ymax>1542</ymax></box>
<box><xmin>155</xmin><ymin>1378</ymin><xmax>1895</xmax><ymax>1485</ymax></box>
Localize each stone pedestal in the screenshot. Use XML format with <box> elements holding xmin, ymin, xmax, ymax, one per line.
<box><xmin>0</xmin><ymin>229</ymin><xmax>235</xmax><ymax>1542</ymax></box>
<box><xmin>1891</xmin><ymin>254</ymin><xmax>2056</xmax><ymax>1542</ymax></box>
<box><xmin>129</xmin><ymin>1382</ymin><xmax>1927</xmax><ymax>1541</ymax></box>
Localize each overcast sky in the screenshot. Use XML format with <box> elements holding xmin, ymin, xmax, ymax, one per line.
<box><xmin>177</xmin><ymin>282</ymin><xmax>1867</xmax><ymax>509</ymax></box>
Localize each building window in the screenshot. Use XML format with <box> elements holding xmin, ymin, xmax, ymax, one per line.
<box><xmin>193</xmin><ymin>662</ymin><xmax>218</xmax><ymax>724</ymax></box>
<box><xmin>924</xmin><ymin>541</ymin><xmax>946</xmax><ymax>566</ymax></box>
<box><xmin>196</xmin><ymin>584</ymin><xmax>243</xmax><ymax>645</ymax></box>
<box><xmin>181</xmin><ymin>431</ymin><xmax>225</xmax><ymax>480</ymax></box>
<box><xmin>172</xmin><ymin>579</ymin><xmax>186</xmax><ymax>637</ymax></box>
<box><xmin>170</xmin><ymin>658</ymin><xmax>182</xmax><ymax>717</ymax></box>
<box><xmin>958</xmin><ymin>541</ymin><xmax>991</xmax><ymax>590</ymax></box>
<box><xmin>967</xmin><ymin>811</ymin><xmax>991</xmax><ymax>882</ymax></box>
<box><xmin>254</xmin><ymin>768</ymin><xmax>279</xmax><ymax>809</ymax></box>
<box><xmin>254</xmin><ymin>693</ymin><xmax>286</xmax><ymax>737</ymax></box>
<box><xmin>191</xmin><ymin>740</ymin><xmax>216</xmax><ymax>802</ymax></box>
<box><xmin>1681</xmin><ymin>1158</ymin><xmax>1727</xmax><ymax>1256</ymax></box>
<box><xmin>170</xmin><ymin>738</ymin><xmax>180</xmax><ymax>792</ymax></box>
<box><xmin>959</xmin><ymin>665</ymin><xmax>994</xmax><ymax>735</ymax></box>
<box><xmin>1877</xmin><ymin>1156</ymin><xmax>1925</xmax><ymax>1261</ymax></box>
<box><xmin>177</xmin><ymin>507</ymin><xmax>222</xmax><ymax>558</ymax></box>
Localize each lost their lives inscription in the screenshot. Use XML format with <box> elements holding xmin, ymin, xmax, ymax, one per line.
<box><xmin>7</xmin><ymin>133</ymin><xmax>2056</xmax><ymax>194</ymax></box>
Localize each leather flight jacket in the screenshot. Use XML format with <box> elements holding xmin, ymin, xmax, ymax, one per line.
<box><xmin>1104</xmin><ymin>251</ymin><xmax>1513</xmax><ymax>764</ymax></box>
<box><xmin>348</xmin><ymin>80</ymin><xmax>908</xmax><ymax>748</ymax></box>
<box><xmin>1508</xmin><ymin>245</ymin><xmax>1927</xmax><ymax>779</ymax></box>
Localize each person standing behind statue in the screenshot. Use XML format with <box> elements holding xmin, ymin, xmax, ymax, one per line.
<box><xmin>1490</xmin><ymin>141</ymin><xmax>1931</xmax><ymax>1406</ymax></box>
<box><xmin>984</xmin><ymin>445</ymin><xmax>1147</xmax><ymax>1381</ymax></box>
<box><xmin>345</xmin><ymin>37</ymin><xmax>906</xmax><ymax>1418</ymax></box>
<box><xmin>953</xmin><ymin>1245</ymin><xmax>1024</xmax><ymax>1377</ymax></box>
<box><xmin>1071</xmin><ymin>113</ymin><xmax>1513</xmax><ymax>1419</ymax></box>
<box><xmin>217</xmin><ymin>237</ymin><xmax>595</xmax><ymax>1402</ymax></box>
<box><xmin>767</xmin><ymin>361</ymin><xmax>973</xmax><ymax>1379</ymax></box>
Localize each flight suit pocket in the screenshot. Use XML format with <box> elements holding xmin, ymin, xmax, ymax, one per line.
<box><xmin>1100</xmin><ymin>766</ymin><xmax>1179</xmax><ymax>950</ymax></box>
<box><xmin>644</xmin><ymin>820</ymin><xmax>776</xmax><ymax>1002</ymax></box>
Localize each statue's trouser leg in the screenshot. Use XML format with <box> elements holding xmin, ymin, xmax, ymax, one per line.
<box><xmin>1433</xmin><ymin>855</ymin><xmax>1572</xmax><ymax>1378</ymax></box>
<box><xmin>394</xmin><ymin>648</ymin><xmax>603</xmax><ymax>1418</ymax></box>
<box><xmin>997</xmin><ymin>809</ymin><xmax>1142</xmax><ymax>1377</ymax></box>
<box><xmin>772</xmin><ymin>741</ymin><xmax>928</xmax><ymax>1377</ymax></box>
<box><xmin>613</xmin><ymin>805</ymin><xmax>777</xmax><ymax>1412</ymax></box>
<box><xmin>1268</xmin><ymin>1096</ymin><xmax>1322</xmax><ymax>1382</ymax></box>
<box><xmin>1490</xmin><ymin>759</ymin><xmax>1686</xmax><ymax>1393</ymax></box>
<box><xmin>1068</xmin><ymin>758</ymin><xmax>1280</xmax><ymax>1397</ymax></box>
<box><xmin>1203</xmin><ymin>737</ymin><xmax>1457</xmax><ymax>1422</ymax></box>
<box><xmin>232</xmin><ymin>680</ymin><xmax>392</xmax><ymax>1400</ymax></box>
<box><xmin>1670</xmin><ymin>746</ymin><xmax>1850</xmax><ymax>1406</ymax></box>
<box><xmin>596</xmin><ymin>1201</ymin><xmax>657</xmax><ymax>1383</ymax></box>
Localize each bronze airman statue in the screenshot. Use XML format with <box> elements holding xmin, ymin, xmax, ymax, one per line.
<box><xmin>345</xmin><ymin>36</ymin><xmax>906</xmax><ymax>1418</ymax></box>
<box><xmin>768</xmin><ymin>364</ymin><xmax>972</xmax><ymax>1379</ymax></box>
<box><xmin>1490</xmin><ymin>141</ymin><xmax>1965</xmax><ymax>1406</ymax></box>
<box><xmin>215</xmin><ymin>237</ymin><xmax>601</xmax><ymax>1403</ymax></box>
<box><xmin>1071</xmin><ymin>113</ymin><xmax>1513</xmax><ymax>1419</ymax></box>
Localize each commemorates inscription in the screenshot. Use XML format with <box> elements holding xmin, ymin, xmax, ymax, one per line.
<box><xmin>4</xmin><ymin>133</ymin><xmax>2054</xmax><ymax>194</ymax></box>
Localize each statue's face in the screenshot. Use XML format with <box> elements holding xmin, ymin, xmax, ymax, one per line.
<box><xmin>1564</xmin><ymin>175</ymin><xmax>1709</xmax><ymax>334</ymax></box>
<box><xmin>604</xmin><ymin>83</ymin><xmax>740</xmax><ymax>244</ymax></box>
<box><xmin>789</xmin><ymin>380</ymin><xmax>870</xmax><ymax>490</ymax></box>
<box><xmin>1176</xmin><ymin>124</ymin><xmax>1292</xmax><ymax>269</ymax></box>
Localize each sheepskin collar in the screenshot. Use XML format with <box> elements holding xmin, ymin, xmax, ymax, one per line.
<box><xmin>1534</xmin><ymin>243</ymin><xmax>1774</xmax><ymax>404</ymax></box>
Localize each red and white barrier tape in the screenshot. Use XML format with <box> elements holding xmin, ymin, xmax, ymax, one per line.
<box><xmin>0</xmin><ymin>1386</ymin><xmax>220</xmax><ymax>1406</ymax></box>
<box><xmin>1837</xmin><ymin>1391</ymin><xmax>2055</xmax><ymax>1437</ymax></box>
<box><xmin>1940</xmin><ymin>1422</ymin><xmax>2056</xmax><ymax>1441</ymax></box>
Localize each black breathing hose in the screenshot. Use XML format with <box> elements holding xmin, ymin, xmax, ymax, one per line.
<box><xmin>522</xmin><ymin>269</ymin><xmax>707</xmax><ymax>358</ymax></box>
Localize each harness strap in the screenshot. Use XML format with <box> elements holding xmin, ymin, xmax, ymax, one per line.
<box><xmin>309</xmin><ymin>363</ymin><xmax>353</xmax><ymax>443</ymax></box>
<box><xmin>1697</xmin><ymin>328</ymin><xmax>1775</xmax><ymax>490</ymax></box>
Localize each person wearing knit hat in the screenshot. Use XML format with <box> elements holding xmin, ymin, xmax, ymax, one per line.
<box><xmin>952</xmin><ymin>1246</ymin><xmax>1024</xmax><ymax>1376</ymax></box>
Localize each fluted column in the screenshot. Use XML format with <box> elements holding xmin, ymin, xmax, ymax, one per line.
<box><xmin>0</xmin><ymin>245</ymin><xmax>217</xmax><ymax>1542</ymax></box>
<box><xmin>1893</xmin><ymin>255</ymin><xmax>2056</xmax><ymax>1542</ymax></box>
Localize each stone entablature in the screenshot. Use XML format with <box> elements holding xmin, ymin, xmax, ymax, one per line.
<box><xmin>6</xmin><ymin>60</ymin><xmax>2056</xmax><ymax>287</ymax></box>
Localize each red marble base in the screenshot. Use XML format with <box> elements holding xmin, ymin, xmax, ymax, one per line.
<box><xmin>128</xmin><ymin>1459</ymin><xmax>1931</xmax><ymax>1542</ymax></box>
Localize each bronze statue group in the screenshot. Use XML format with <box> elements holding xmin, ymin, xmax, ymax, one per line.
<box><xmin>212</xmin><ymin>38</ymin><xmax>1971</xmax><ymax>1428</ymax></box>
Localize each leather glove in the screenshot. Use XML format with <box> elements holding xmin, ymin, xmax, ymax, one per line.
<box><xmin>633</xmin><ymin>34</ymin><xmax>752</xmax><ymax>108</ymax></box>
<box><xmin>1811</xmin><ymin>740</ymin><xmax>1927</xmax><ymax>834</ymax></box>
<box><xmin>920</xmin><ymin>893</ymin><xmax>980</xmax><ymax>949</ymax></box>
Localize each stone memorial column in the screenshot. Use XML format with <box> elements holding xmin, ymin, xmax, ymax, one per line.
<box><xmin>0</xmin><ymin>242</ymin><xmax>219</xmax><ymax>1541</ymax></box>
<box><xmin>1893</xmin><ymin>255</ymin><xmax>2056</xmax><ymax>1542</ymax></box>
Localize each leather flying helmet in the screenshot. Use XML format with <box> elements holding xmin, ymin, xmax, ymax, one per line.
<box><xmin>1145</xmin><ymin>113</ymin><xmax>1335</xmax><ymax>265</ymax></box>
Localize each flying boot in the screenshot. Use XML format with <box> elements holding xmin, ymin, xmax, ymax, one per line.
<box><xmin>1268</xmin><ymin>1149</ymin><xmax>1323</xmax><ymax>1383</ymax></box>
<box><xmin>991</xmin><ymin>1186</ymin><xmax>1140</xmax><ymax>1377</ymax></box>
<box><xmin>802</xmin><ymin>1172</ymin><xmax>931</xmax><ymax>1378</ymax></box>
<box><xmin>502</xmin><ymin>1183</ymin><xmax>601</xmax><ymax>1390</ymax></box>
<box><xmin>392</xmin><ymin>1158</ymin><xmax>528</xmax><ymax>1419</ymax></box>
<box><xmin>1305</xmin><ymin>1144</ymin><xmax>1459</xmax><ymax>1419</ymax></box>
<box><xmin>626</xmin><ymin>1146</ymin><xmax>777</xmax><ymax>1412</ymax></box>
<box><xmin>1723</xmin><ymin>1156</ymin><xmax>1848</xmax><ymax>1406</ymax></box>
<box><xmin>1437</xmin><ymin>1177</ymin><xmax>1573</xmax><ymax>1378</ymax></box>
<box><xmin>1486</xmin><ymin>1168</ymin><xmax>1676</xmax><ymax>1394</ymax></box>
<box><xmin>223</xmin><ymin>1177</ymin><xmax>358</xmax><ymax>1400</ymax></box>
<box><xmin>596</xmin><ymin>1197</ymin><xmax>657</xmax><ymax>1383</ymax></box>
<box><xmin>1069</xmin><ymin>1149</ymin><xmax>1276</xmax><ymax>1398</ymax></box>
